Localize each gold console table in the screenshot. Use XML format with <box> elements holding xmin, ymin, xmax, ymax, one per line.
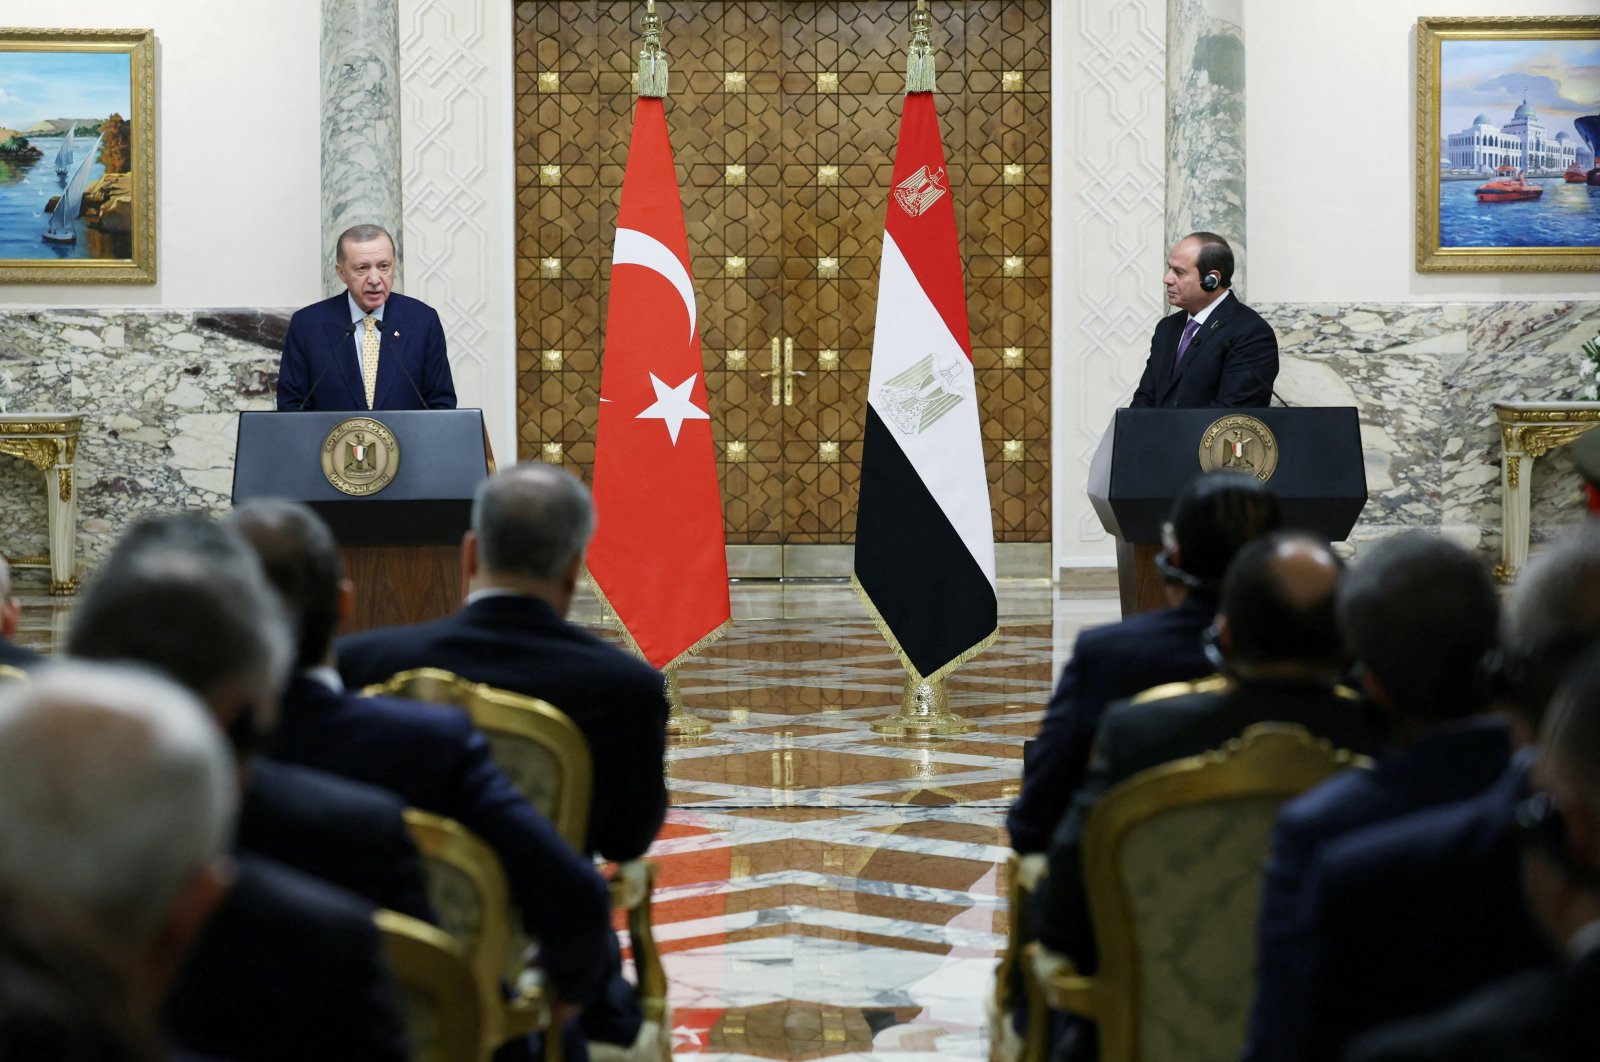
<box><xmin>1494</xmin><ymin>400</ymin><xmax>1600</xmax><ymax>583</ymax></box>
<box><xmin>0</xmin><ymin>413</ymin><xmax>82</xmax><ymax>594</ymax></box>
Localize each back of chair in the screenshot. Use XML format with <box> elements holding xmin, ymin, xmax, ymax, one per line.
<box><xmin>375</xmin><ymin>908</ymin><xmax>485</xmax><ymax>1062</ymax></box>
<box><xmin>1041</xmin><ymin>723</ymin><xmax>1364</xmax><ymax>1062</ymax></box>
<box><xmin>0</xmin><ymin>664</ymin><xmax>29</xmax><ymax>685</ymax></box>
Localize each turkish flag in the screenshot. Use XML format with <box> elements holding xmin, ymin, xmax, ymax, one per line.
<box><xmin>588</xmin><ymin>97</ymin><xmax>730</xmax><ymax>671</ymax></box>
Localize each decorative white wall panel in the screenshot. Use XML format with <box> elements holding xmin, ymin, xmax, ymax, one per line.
<box><xmin>1051</xmin><ymin>0</ymin><xmax>1169</xmax><ymax>571</ymax></box>
<box><xmin>397</xmin><ymin>0</ymin><xmax>516</xmax><ymax>466</ymax></box>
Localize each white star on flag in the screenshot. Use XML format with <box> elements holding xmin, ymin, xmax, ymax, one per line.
<box><xmin>635</xmin><ymin>372</ymin><xmax>710</xmax><ymax>444</ymax></box>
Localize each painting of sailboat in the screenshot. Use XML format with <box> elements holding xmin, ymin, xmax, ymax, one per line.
<box><xmin>0</xmin><ymin>29</ymin><xmax>154</xmax><ymax>282</ymax></box>
<box><xmin>42</xmin><ymin>134</ymin><xmax>100</xmax><ymax>243</ymax></box>
<box><xmin>52</xmin><ymin>127</ymin><xmax>73</xmax><ymax>180</ymax></box>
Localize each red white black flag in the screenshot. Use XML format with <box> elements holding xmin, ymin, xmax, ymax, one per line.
<box><xmin>852</xmin><ymin>89</ymin><xmax>998</xmax><ymax>682</ymax></box>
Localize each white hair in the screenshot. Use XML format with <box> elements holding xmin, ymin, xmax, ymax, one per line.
<box><xmin>0</xmin><ymin>661</ymin><xmax>237</xmax><ymax>947</ymax></box>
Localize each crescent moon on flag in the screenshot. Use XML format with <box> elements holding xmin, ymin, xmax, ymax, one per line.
<box><xmin>613</xmin><ymin>228</ymin><xmax>697</xmax><ymax>345</ymax></box>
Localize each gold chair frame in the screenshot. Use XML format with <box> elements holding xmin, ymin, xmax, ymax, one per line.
<box><xmin>404</xmin><ymin>809</ymin><xmax>555</xmax><ymax>1059</ymax></box>
<box><xmin>0</xmin><ymin>664</ymin><xmax>29</xmax><ymax>684</ymax></box>
<box><xmin>375</xmin><ymin>908</ymin><xmax>486</xmax><ymax>1062</ymax></box>
<box><xmin>1021</xmin><ymin>723</ymin><xmax>1368</xmax><ymax>1062</ymax></box>
<box><xmin>374</xmin><ymin>669</ymin><xmax>671</xmax><ymax>1047</ymax></box>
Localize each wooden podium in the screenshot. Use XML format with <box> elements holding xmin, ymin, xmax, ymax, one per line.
<box><xmin>231</xmin><ymin>410</ymin><xmax>491</xmax><ymax>633</ymax></box>
<box><xmin>1088</xmin><ymin>408</ymin><xmax>1368</xmax><ymax>616</ymax></box>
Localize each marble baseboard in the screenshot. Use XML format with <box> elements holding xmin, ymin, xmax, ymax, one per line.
<box><xmin>1259</xmin><ymin>300</ymin><xmax>1600</xmax><ymax>560</ymax></box>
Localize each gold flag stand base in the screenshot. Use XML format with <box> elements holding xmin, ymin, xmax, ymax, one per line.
<box><xmin>870</xmin><ymin>673</ymin><xmax>973</xmax><ymax>736</ymax></box>
<box><xmin>664</xmin><ymin>668</ymin><xmax>712</xmax><ymax>740</ymax></box>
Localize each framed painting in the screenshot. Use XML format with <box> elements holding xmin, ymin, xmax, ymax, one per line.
<box><xmin>0</xmin><ymin>28</ymin><xmax>154</xmax><ymax>283</ymax></box>
<box><xmin>1417</xmin><ymin>16</ymin><xmax>1600</xmax><ymax>272</ymax></box>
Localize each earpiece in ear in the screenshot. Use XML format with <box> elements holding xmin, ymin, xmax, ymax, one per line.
<box><xmin>1200</xmin><ymin>271</ymin><xmax>1221</xmax><ymax>292</ymax></box>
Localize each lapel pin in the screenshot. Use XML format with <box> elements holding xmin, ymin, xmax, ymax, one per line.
<box><xmin>393</xmin><ymin>330</ymin><xmax>400</xmax><ymax>338</ymax></box>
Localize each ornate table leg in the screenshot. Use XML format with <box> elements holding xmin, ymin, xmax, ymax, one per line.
<box><xmin>45</xmin><ymin>445</ymin><xmax>79</xmax><ymax>595</ymax></box>
<box><xmin>1496</xmin><ymin>441</ymin><xmax>1532</xmax><ymax>584</ymax></box>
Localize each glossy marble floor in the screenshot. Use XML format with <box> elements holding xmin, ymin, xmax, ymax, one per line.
<box><xmin>13</xmin><ymin>578</ymin><xmax>1122</xmax><ymax>1061</ymax></box>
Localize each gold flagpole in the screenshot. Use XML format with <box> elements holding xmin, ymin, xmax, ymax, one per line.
<box><xmin>867</xmin><ymin>0</ymin><xmax>974</xmax><ymax>739</ymax></box>
<box><xmin>631</xmin><ymin>0</ymin><xmax>710</xmax><ymax>740</ymax></box>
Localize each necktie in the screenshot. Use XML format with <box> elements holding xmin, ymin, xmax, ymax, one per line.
<box><xmin>1174</xmin><ymin>317</ymin><xmax>1201</xmax><ymax>368</ymax></box>
<box><xmin>360</xmin><ymin>315</ymin><xmax>380</xmax><ymax>409</ymax></box>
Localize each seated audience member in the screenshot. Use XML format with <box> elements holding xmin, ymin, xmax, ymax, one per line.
<box><xmin>1006</xmin><ymin>471</ymin><xmax>1283</xmax><ymax>854</ymax></box>
<box><xmin>1242</xmin><ymin>532</ymin><xmax>1510</xmax><ymax>1062</ymax></box>
<box><xmin>1028</xmin><ymin>531</ymin><xmax>1374</xmax><ymax>1060</ymax></box>
<box><xmin>1262</xmin><ymin>527</ymin><xmax>1600</xmax><ymax>1060</ymax></box>
<box><xmin>0</xmin><ymin>663</ymin><xmax>235</xmax><ymax>1056</ymax></box>
<box><xmin>65</xmin><ymin>514</ymin><xmax>413</xmax><ymax>1061</ymax></box>
<box><xmin>227</xmin><ymin>499</ymin><xmax>613</xmax><ymax>1008</ymax></box>
<box><xmin>337</xmin><ymin>461</ymin><xmax>669</xmax><ymax>864</ymax></box>
<box><xmin>1345</xmin><ymin>646</ymin><xmax>1600</xmax><ymax>1062</ymax></box>
<box><xmin>0</xmin><ymin>557</ymin><xmax>41</xmax><ymax>670</ymax></box>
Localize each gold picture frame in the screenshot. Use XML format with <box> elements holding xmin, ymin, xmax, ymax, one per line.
<box><xmin>1416</xmin><ymin>16</ymin><xmax>1600</xmax><ymax>273</ymax></box>
<box><xmin>0</xmin><ymin>28</ymin><xmax>155</xmax><ymax>283</ymax></box>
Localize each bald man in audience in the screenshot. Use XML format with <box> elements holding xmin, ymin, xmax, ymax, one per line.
<box><xmin>0</xmin><ymin>662</ymin><xmax>235</xmax><ymax>1037</ymax></box>
<box><xmin>1256</xmin><ymin>527</ymin><xmax>1600</xmax><ymax>1061</ymax></box>
<box><xmin>0</xmin><ymin>557</ymin><xmax>41</xmax><ymax>670</ymax></box>
<box><xmin>227</xmin><ymin>498</ymin><xmax>613</xmax><ymax>1010</ymax></box>
<box><xmin>1346</xmin><ymin>646</ymin><xmax>1600</xmax><ymax>1061</ymax></box>
<box><xmin>1242</xmin><ymin>532</ymin><xmax>1511</xmax><ymax>1062</ymax></box>
<box><xmin>1029</xmin><ymin>531</ymin><xmax>1376</xmax><ymax>1061</ymax></box>
<box><xmin>67</xmin><ymin>514</ymin><xmax>414</xmax><ymax>1061</ymax></box>
<box><xmin>1007</xmin><ymin>470</ymin><xmax>1283</xmax><ymax>855</ymax></box>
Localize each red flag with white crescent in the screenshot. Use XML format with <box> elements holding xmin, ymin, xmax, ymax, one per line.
<box><xmin>853</xmin><ymin>91</ymin><xmax>997</xmax><ymax>682</ymax></box>
<box><xmin>588</xmin><ymin>97</ymin><xmax>730</xmax><ymax>670</ymax></box>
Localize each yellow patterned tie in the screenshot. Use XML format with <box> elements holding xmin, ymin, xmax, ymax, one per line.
<box><xmin>360</xmin><ymin>315</ymin><xmax>380</xmax><ymax>409</ymax></box>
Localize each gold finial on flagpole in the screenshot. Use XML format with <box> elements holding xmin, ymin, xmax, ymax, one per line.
<box><xmin>637</xmin><ymin>0</ymin><xmax>669</xmax><ymax>99</ymax></box>
<box><xmin>906</xmin><ymin>0</ymin><xmax>936</xmax><ymax>94</ymax></box>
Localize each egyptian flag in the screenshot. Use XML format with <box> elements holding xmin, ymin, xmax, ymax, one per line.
<box><xmin>588</xmin><ymin>95</ymin><xmax>730</xmax><ymax>671</ymax></box>
<box><xmin>852</xmin><ymin>91</ymin><xmax>997</xmax><ymax>682</ymax></box>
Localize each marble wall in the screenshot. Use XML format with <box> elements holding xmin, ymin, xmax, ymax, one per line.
<box><xmin>0</xmin><ymin>301</ymin><xmax>1595</xmax><ymax>586</ymax></box>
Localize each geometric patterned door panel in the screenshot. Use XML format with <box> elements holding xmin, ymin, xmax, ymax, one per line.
<box><xmin>513</xmin><ymin>1</ymin><xmax>1049</xmax><ymax>545</ymax></box>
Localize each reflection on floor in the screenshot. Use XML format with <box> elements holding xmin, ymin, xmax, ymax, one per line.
<box><xmin>13</xmin><ymin>578</ymin><xmax>1122</xmax><ymax>1060</ymax></box>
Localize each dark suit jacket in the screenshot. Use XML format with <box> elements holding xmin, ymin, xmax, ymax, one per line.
<box><xmin>1129</xmin><ymin>293</ymin><xmax>1279</xmax><ymax>408</ymax></box>
<box><xmin>269</xmin><ymin>673</ymin><xmax>613</xmax><ymax>1002</ymax></box>
<box><xmin>1006</xmin><ymin>594</ymin><xmax>1217</xmax><ymax>854</ymax></box>
<box><xmin>336</xmin><ymin>594</ymin><xmax>669</xmax><ymax>861</ymax></box>
<box><xmin>237</xmin><ymin>757</ymin><xmax>434</xmax><ymax>923</ymax></box>
<box><xmin>276</xmin><ymin>291</ymin><xmax>457</xmax><ymax>411</ymax></box>
<box><xmin>1259</xmin><ymin>757</ymin><xmax>1552</xmax><ymax>1062</ymax></box>
<box><xmin>1033</xmin><ymin>679</ymin><xmax>1379</xmax><ymax>967</ymax></box>
<box><xmin>1344</xmin><ymin>948</ymin><xmax>1600</xmax><ymax>1062</ymax></box>
<box><xmin>167</xmin><ymin>853</ymin><xmax>408</xmax><ymax>1062</ymax></box>
<box><xmin>1241</xmin><ymin>720</ymin><xmax>1514</xmax><ymax>1062</ymax></box>
<box><xmin>0</xmin><ymin>638</ymin><xmax>41</xmax><ymax>669</ymax></box>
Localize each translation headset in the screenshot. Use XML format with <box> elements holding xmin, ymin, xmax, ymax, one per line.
<box><xmin>1200</xmin><ymin>270</ymin><xmax>1222</xmax><ymax>292</ymax></box>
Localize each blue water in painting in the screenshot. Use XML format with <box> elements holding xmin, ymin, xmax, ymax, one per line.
<box><xmin>0</xmin><ymin>135</ymin><xmax>122</xmax><ymax>261</ymax></box>
<box><xmin>1440</xmin><ymin>176</ymin><xmax>1600</xmax><ymax>248</ymax></box>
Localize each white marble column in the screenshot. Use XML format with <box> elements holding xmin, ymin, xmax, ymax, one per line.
<box><xmin>321</xmin><ymin>0</ymin><xmax>404</xmax><ymax>295</ymax></box>
<box><xmin>1165</xmin><ymin>0</ymin><xmax>1246</xmax><ymax>290</ymax></box>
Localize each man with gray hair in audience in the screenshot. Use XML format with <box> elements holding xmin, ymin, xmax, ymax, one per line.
<box><xmin>0</xmin><ymin>661</ymin><xmax>235</xmax><ymax>1028</ymax></box>
<box><xmin>337</xmin><ymin>461</ymin><xmax>670</xmax><ymax>1054</ymax></box>
<box><xmin>0</xmin><ymin>556</ymin><xmax>41</xmax><ymax>670</ymax></box>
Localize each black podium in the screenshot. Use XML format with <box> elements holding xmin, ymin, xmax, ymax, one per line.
<box><xmin>1087</xmin><ymin>407</ymin><xmax>1367</xmax><ymax>615</ymax></box>
<box><xmin>232</xmin><ymin>410</ymin><xmax>492</xmax><ymax>632</ymax></box>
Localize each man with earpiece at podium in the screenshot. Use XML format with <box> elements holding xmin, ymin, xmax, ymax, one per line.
<box><xmin>276</xmin><ymin>224</ymin><xmax>457</xmax><ymax>412</ymax></box>
<box><xmin>1130</xmin><ymin>231</ymin><xmax>1278</xmax><ymax>409</ymax></box>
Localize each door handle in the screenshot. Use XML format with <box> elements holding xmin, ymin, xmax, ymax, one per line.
<box><xmin>783</xmin><ymin>337</ymin><xmax>806</xmax><ymax>406</ymax></box>
<box><xmin>757</xmin><ymin>335</ymin><xmax>781</xmax><ymax>407</ymax></box>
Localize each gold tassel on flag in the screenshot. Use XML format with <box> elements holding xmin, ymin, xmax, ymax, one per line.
<box><xmin>905</xmin><ymin>0</ymin><xmax>936</xmax><ymax>93</ymax></box>
<box><xmin>637</xmin><ymin>0</ymin><xmax>669</xmax><ymax>99</ymax></box>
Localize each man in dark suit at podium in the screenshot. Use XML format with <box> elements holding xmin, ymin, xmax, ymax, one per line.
<box><xmin>1130</xmin><ymin>231</ymin><xmax>1278</xmax><ymax>409</ymax></box>
<box><xmin>276</xmin><ymin>224</ymin><xmax>457</xmax><ymax>412</ymax></box>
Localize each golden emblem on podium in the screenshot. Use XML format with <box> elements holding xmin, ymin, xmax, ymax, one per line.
<box><xmin>1199</xmin><ymin>414</ymin><xmax>1279</xmax><ymax>482</ymax></box>
<box><xmin>321</xmin><ymin>418</ymin><xmax>401</xmax><ymax>496</ymax></box>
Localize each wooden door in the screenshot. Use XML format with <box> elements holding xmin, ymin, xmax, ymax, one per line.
<box><xmin>513</xmin><ymin>1</ymin><xmax>1050</xmax><ymax>561</ymax></box>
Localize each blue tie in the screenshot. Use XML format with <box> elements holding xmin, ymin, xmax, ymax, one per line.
<box><xmin>1175</xmin><ymin>317</ymin><xmax>1201</xmax><ymax>368</ymax></box>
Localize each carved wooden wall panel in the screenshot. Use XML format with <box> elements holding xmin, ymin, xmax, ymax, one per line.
<box><xmin>514</xmin><ymin>0</ymin><xmax>1050</xmax><ymax>544</ymax></box>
